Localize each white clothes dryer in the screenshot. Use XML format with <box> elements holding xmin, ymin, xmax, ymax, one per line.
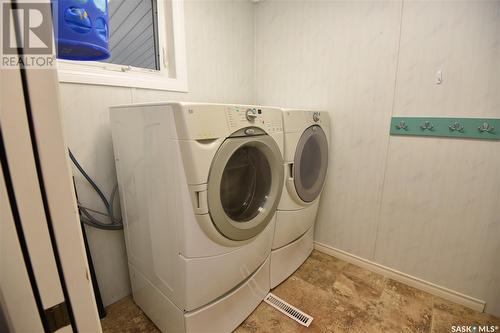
<box><xmin>110</xmin><ymin>103</ymin><xmax>284</xmax><ymax>332</ymax></box>
<box><xmin>270</xmin><ymin>109</ymin><xmax>330</xmax><ymax>288</ymax></box>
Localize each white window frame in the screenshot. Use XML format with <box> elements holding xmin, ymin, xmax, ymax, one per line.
<box><xmin>56</xmin><ymin>0</ymin><xmax>187</xmax><ymax>92</ymax></box>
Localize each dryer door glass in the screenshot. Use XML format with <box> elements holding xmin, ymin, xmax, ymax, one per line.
<box><xmin>293</xmin><ymin>125</ymin><xmax>328</xmax><ymax>203</ymax></box>
<box><xmin>207</xmin><ymin>134</ymin><xmax>284</xmax><ymax>241</ymax></box>
<box><xmin>220</xmin><ymin>146</ymin><xmax>271</xmax><ymax>222</ymax></box>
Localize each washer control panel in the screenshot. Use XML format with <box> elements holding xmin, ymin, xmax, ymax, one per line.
<box><xmin>226</xmin><ymin>106</ymin><xmax>283</xmax><ymax>134</ymax></box>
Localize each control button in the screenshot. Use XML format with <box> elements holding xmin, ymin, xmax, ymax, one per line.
<box><xmin>313</xmin><ymin>112</ymin><xmax>320</xmax><ymax>122</ymax></box>
<box><xmin>246</xmin><ymin>109</ymin><xmax>258</xmax><ymax>122</ymax></box>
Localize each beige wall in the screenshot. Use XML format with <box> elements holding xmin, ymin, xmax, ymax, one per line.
<box><xmin>255</xmin><ymin>0</ymin><xmax>500</xmax><ymax>316</ymax></box>
<box><xmin>60</xmin><ymin>0</ymin><xmax>255</xmax><ymax>306</ymax></box>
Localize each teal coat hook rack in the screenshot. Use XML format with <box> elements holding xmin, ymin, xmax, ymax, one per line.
<box><xmin>390</xmin><ymin>117</ymin><xmax>500</xmax><ymax>140</ymax></box>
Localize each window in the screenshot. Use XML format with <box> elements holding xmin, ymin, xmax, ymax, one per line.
<box><xmin>105</xmin><ymin>0</ymin><xmax>160</xmax><ymax>70</ymax></box>
<box><xmin>57</xmin><ymin>0</ymin><xmax>187</xmax><ymax>92</ymax></box>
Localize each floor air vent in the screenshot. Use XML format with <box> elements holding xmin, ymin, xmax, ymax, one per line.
<box><xmin>264</xmin><ymin>293</ymin><xmax>313</xmax><ymax>327</ymax></box>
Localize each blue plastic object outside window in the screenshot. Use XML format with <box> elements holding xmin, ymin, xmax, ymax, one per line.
<box><xmin>52</xmin><ymin>0</ymin><xmax>110</xmax><ymax>60</ymax></box>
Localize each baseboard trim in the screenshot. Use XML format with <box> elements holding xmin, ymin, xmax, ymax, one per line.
<box><xmin>313</xmin><ymin>241</ymin><xmax>486</xmax><ymax>312</ymax></box>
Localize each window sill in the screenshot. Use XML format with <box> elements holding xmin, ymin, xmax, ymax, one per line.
<box><xmin>57</xmin><ymin>60</ymin><xmax>188</xmax><ymax>92</ymax></box>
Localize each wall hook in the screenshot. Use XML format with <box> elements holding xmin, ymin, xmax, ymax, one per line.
<box><xmin>420</xmin><ymin>121</ymin><xmax>434</xmax><ymax>131</ymax></box>
<box><xmin>449</xmin><ymin>121</ymin><xmax>464</xmax><ymax>133</ymax></box>
<box><xmin>396</xmin><ymin>120</ymin><xmax>408</xmax><ymax>130</ymax></box>
<box><xmin>478</xmin><ymin>122</ymin><xmax>494</xmax><ymax>133</ymax></box>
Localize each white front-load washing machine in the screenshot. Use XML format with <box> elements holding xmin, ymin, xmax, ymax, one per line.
<box><xmin>270</xmin><ymin>109</ymin><xmax>330</xmax><ymax>288</ymax></box>
<box><xmin>110</xmin><ymin>102</ymin><xmax>284</xmax><ymax>332</ymax></box>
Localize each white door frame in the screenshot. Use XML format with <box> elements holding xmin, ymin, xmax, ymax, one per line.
<box><xmin>0</xmin><ymin>0</ymin><xmax>101</xmax><ymax>331</ymax></box>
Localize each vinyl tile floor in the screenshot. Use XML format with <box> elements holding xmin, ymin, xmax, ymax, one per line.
<box><xmin>101</xmin><ymin>250</ymin><xmax>500</xmax><ymax>333</ymax></box>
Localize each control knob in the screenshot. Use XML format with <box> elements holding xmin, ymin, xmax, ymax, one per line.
<box><xmin>246</xmin><ymin>109</ymin><xmax>258</xmax><ymax>122</ymax></box>
<box><xmin>313</xmin><ymin>112</ymin><xmax>320</xmax><ymax>122</ymax></box>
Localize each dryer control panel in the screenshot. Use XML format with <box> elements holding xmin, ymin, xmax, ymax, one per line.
<box><xmin>225</xmin><ymin>106</ymin><xmax>283</xmax><ymax>134</ymax></box>
<box><xmin>283</xmin><ymin>109</ymin><xmax>330</xmax><ymax>134</ymax></box>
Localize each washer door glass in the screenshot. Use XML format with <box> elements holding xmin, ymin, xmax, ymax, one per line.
<box><xmin>294</xmin><ymin>125</ymin><xmax>328</xmax><ymax>203</ymax></box>
<box><xmin>208</xmin><ymin>134</ymin><xmax>283</xmax><ymax>241</ymax></box>
<box><xmin>220</xmin><ymin>146</ymin><xmax>271</xmax><ymax>222</ymax></box>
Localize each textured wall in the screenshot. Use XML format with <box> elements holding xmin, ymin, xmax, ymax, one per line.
<box><xmin>255</xmin><ymin>0</ymin><xmax>500</xmax><ymax>316</ymax></box>
<box><xmin>60</xmin><ymin>0</ymin><xmax>256</xmax><ymax>306</ymax></box>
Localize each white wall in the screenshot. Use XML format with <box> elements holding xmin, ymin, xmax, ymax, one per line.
<box><xmin>60</xmin><ymin>0</ymin><xmax>255</xmax><ymax>306</ymax></box>
<box><xmin>255</xmin><ymin>0</ymin><xmax>500</xmax><ymax>316</ymax></box>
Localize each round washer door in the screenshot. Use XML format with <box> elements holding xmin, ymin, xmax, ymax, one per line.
<box><xmin>207</xmin><ymin>134</ymin><xmax>284</xmax><ymax>241</ymax></box>
<box><xmin>293</xmin><ymin>125</ymin><xmax>329</xmax><ymax>203</ymax></box>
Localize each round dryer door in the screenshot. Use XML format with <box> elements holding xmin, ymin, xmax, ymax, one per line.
<box><xmin>207</xmin><ymin>133</ymin><xmax>284</xmax><ymax>241</ymax></box>
<box><xmin>293</xmin><ymin>125</ymin><xmax>328</xmax><ymax>203</ymax></box>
